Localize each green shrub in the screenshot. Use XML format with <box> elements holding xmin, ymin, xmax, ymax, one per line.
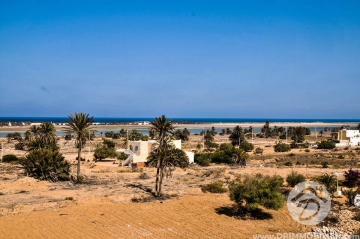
<box><xmin>342</xmin><ymin>188</ymin><xmax>357</xmax><ymax>205</ymax></box>
<box><xmin>284</xmin><ymin>161</ymin><xmax>293</xmax><ymax>167</ymax></box>
<box><xmin>15</xmin><ymin>142</ymin><xmax>25</xmax><ymax>150</ymax></box>
<box><xmin>240</xmin><ymin>141</ymin><xmax>254</xmax><ymax>152</ymax></box>
<box><xmin>211</xmin><ymin>151</ymin><xmax>232</xmax><ymax>164</ymax></box>
<box><xmin>94</xmin><ymin>145</ymin><xmax>117</xmax><ymax>160</ymax></box>
<box><xmin>201</xmin><ymin>181</ymin><xmax>228</xmax><ymax>193</ymax></box>
<box><xmin>2</xmin><ymin>154</ymin><xmax>18</xmax><ymax>163</ymax></box>
<box><xmin>194</xmin><ymin>153</ymin><xmax>211</xmax><ymax>166</ymax></box>
<box><xmin>229</xmin><ymin>174</ymin><xmax>284</xmax><ymax>211</ymax></box>
<box><xmin>286</xmin><ymin>171</ymin><xmax>306</xmax><ymax>187</ymax></box>
<box><xmin>274</xmin><ymin>141</ymin><xmax>291</xmax><ymax>152</ymax></box>
<box><xmin>20</xmin><ymin>149</ymin><xmax>70</xmax><ymax>181</ymax></box>
<box><xmin>305</xmin><ymin>149</ymin><xmax>310</xmax><ymax>153</ymax></box>
<box><xmin>254</xmin><ymin>147</ymin><xmax>263</xmax><ymax>155</ymax></box>
<box><xmin>317</xmin><ymin>141</ymin><xmax>336</xmax><ymax>149</ymax></box>
<box><xmin>65</xmin><ymin>197</ymin><xmax>74</xmax><ymax>201</ymax></box>
<box><xmin>103</xmin><ymin>139</ymin><xmax>116</xmax><ymax>148</ymax></box>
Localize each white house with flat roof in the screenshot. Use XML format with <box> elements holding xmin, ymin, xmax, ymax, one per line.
<box><xmin>336</xmin><ymin>129</ymin><xmax>360</xmax><ymax>147</ymax></box>
<box><xmin>117</xmin><ymin>139</ymin><xmax>194</xmax><ymax>166</ymax></box>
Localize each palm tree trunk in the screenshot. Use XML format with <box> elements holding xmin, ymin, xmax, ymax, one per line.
<box><xmin>77</xmin><ymin>136</ymin><xmax>82</xmax><ymax>181</ymax></box>
<box><xmin>158</xmin><ymin>166</ymin><xmax>164</xmax><ymax>197</ymax></box>
<box><xmin>155</xmin><ymin>156</ymin><xmax>163</xmax><ymax>197</ymax></box>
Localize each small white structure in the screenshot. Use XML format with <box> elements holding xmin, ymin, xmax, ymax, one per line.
<box><xmin>336</xmin><ymin>130</ymin><xmax>360</xmax><ymax>147</ymax></box>
<box><xmin>117</xmin><ymin>139</ymin><xmax>193</xmax><ymax>166</ymax></box>
<box><xmin>355</xmin><ymin>194</ymin><xmax>360</xmax><ymax>207</ymax></box>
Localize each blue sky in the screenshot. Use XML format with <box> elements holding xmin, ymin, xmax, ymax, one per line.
<box><xmin>0</xmin><ymin>1</ymin><xmax>359</xmax><ymax>118</ymax></box>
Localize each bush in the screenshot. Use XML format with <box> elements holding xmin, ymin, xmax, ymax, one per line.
<box><xmin>344</xmin><ymin>168</ymin><xmax>360</xmax><ymax>188</ymax></box>
<box><xmin>15</xmin><ymin>142</ymin><xmax>25</xmax><ymax>150</ymax></box>
<box><xmin>286</xmin><ymin>171</ymin><xmax>306</xmax><ymax>187</ymax></box>
<box><xmin>2</xmin><ymin>154</ymin><xmax>18</xmax><ymax>163</ymax></box>
<box><xmin>284</xmin><ymin>161</ymin><xmax>293</xmax><ymax>167</ymax></box>
<box><xmin>342</xmin><ymin>188</ymin><xmax>357</xmax><ymax>205</ymax></box>
<box><xmin>211</xmin><ymin>151</ymin><xmax>232</xmax><ymax>164</ymax></box>
<box><xmin>274</xmin><ymin>141</ymin><xmax>291</xmax><ymax>152</ymax></box>
<box><xmin>254</xmin><ymin>147</ymin><xmax>263</xmax><ymax>155</ymax></box>
<box><xmin>103</xmin><ymin>139</ymin><xmax>116</xmax><ymax>148</ymax></box>
<box><xmin>64</xmin><ymin>197</ymin><xmax>74</xmax><ymax>201</ymax></box>
<box><xmin>305</xmin><ymin>149</ymin><xmax>310</xmax><ymax>153</ymax></box>
<box><xmin>194</xmin><ymin>153</ymin><xmax>211</xmax><ymax>166</ymax></box>
<box><xmin>321</xmin><ymin>161</ymin><xmax>329</xmax><ymax>168</ymax></box>
<box><xmin>239</xmin><ymin>141</ymin><xmax>254</xmax><ymax>152</ymax></box>
<box><xmin>94</xmin><ymin>145</ymin><xmax>117</xmax><ymax>160</ymax></box>
<box><xmin>20</xmin><ymin>149</ymin><xmax>70</xmax><ymax>181</ymax></box>
<box><xmin>201</xmin><ymin>181</ymin><xmax>228</xmax><ymax>193</ymax></box>
<box><xmin>229</xmin><ymin>174</ymin><xmax>284</xmax><ymax>211</ymax></box>
<box><xmin>317</xmin><ymin>141</ymin><xmax>336</xmax><ymax>149</ymax></box>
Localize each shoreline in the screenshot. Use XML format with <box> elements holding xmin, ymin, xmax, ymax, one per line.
<box><xmin>0</xmin><ymin>122</ymin><xmax>357</xmax><ymax>133</ymax></box>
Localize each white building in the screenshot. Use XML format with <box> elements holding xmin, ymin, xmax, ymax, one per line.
<box><xmin>336</xmin><ymin>130</ymin><xmax>360</xmax><ymax>147</ymax></box>
<box><xmin>117</xmin><ymin>139</ymin><xmax>194</xmax><ymax>166</ymax></box>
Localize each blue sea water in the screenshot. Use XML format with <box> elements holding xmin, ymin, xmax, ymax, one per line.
<box><xmin>0</xmin><ymin>117</ymin><xmax>358</xmax><ymax>138</ymax></box>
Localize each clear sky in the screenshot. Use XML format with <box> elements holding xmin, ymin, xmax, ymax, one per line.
<box><xmin>0</xmin><ymin>0</ymin><xmax>359</xmax><ymax>118</ymax></box>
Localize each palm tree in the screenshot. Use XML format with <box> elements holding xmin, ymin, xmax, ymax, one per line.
<box><xmin>67</xmin><ymin>112</ymin><xmax>94</xmax><ymax>181</ymax></box>
<box><xmin>30</xmin><ymin>125</ymin><xmax>41</xmax><ymax>138</ymax></box>
<box><xmin>39</xmin><ymin>122</ymin><xmax>57</xmax><ymax>145</ymax></box>
<box><xmin>229</xmin><ymin>126</ymin><xmax>244</xmax><ymax>146</ymax></box>
<box><xmin>232</xmin><ymin>148</ymin><xmax>249</xmax><ymax>168</ymax></box>
<box><xmin>149</xmin><ymin>115</ymin><xmax>175</xmax><ymax>197</ymax></box>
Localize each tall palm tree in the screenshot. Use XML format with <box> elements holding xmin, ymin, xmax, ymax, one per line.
<box><xmin>229</xmin><ymin>126</ymin><xmax>244</xmax><ymax>146</ymax></box>
<box><xmin>67</xmin><ymin>113</ymin><xmax>94</xmax><ymax>181</ymax></box>
<box><xmin>149</xmin><ymin>115</ymin><xmax>175</xmax><ymax>197</ymax></box>
<box><xmin>39</xmin><ymin>122</ymin><xmax>57</xmax><ymax>145</ymax></box>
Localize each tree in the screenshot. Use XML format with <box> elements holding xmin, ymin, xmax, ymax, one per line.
<box><xmin>261</xmin><ymin>121</ymin><xmax>272</xmax><ymax>138</ymax></box>
<box><xmin>30</xmin><ymin>125</ymin><xmax>41</xmax><ymax>138</ymax></box>
<box><xmin>316</xmin><ymin>173</ymin><xmax>336</xmax><ymax>189</ymax></box>
<box><xmin>229</xmin><ymin>126</ymin><xmax>245</xmax><ymax>146</ymax></box>
<box><xmin>67</xmin><ymin>112</ymin><xmax>94</xmax><ymax>182</ymax></box>
<box><xmin>148</xmin><ymin>115</ymin><xmax>175</xmax><ymax>197</ymax></box>
<box><xmin>232</xmin><ymin>148</ymin><xmax>249</xmax><ymax>167</ymax></box>
<box><xmin>174</xmin><ymin>128</ymin><xmax>190</xmax><ymax>141</ymax></box>
<box><xmin>344</xmin><ymin>168</ymin><xmax>360</xmax><ymax>188</ymax></box>
<box><xmin>39</xmin><ymin>122</ymin><xmax>57</xmax><ymax>145</ymax></box>
<box><xmin>229</xmin><ymin>174</ymin><xmax>284</xmax><ymax>211</ymax></box>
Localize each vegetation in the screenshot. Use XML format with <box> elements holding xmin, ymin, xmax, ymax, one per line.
<box><xmin>20</xmin><ymin>149</ymin><xmax>70</xmax><ymax>182</ymax></box>
<box><xmin>148</xmin><ymin>115</ymin><xmax>189</xmax><ymax>197</ymax></box>
<box><xmin>274</xmin><ymin>141</ymin><xmax>291</xmax><ymax>152</ymax></box>
<box><xmin>315</xmin><ymin>173</ymin><xmax>336</xmax><ymax>189</ymax></box>
<box><xmin>67</xmin><ymin>112</ymin><xmax>94</xmax><ymax>182</ymax></box>
<box><xmin>194</xmin><ymin>153</ymin><xmax>211</xmax><ymax>166</ymax></box>
<box><xmin>2</xmin><ymin>154</ymin><xmax>19</xmax><ymax>163</ymax></box>
<box><xmin>229</xmin><ymin>126</ymin><xmax>245</xmax><ymax>146</ymax></box>
<box><xmin>317</xmin><ymin>140</ymin><xmax>336</xmax><ymax>149</ymax></box>
<box><xmin>229</xmin><ymin>174</ymin><xmax>284</xmax><ymax>211</ymax></box>
<box><xmin>201</xmin><ymin>181</ymin><xmax>227</xmax><ymax>193</ymax></box>
<box><xmin>342</xmin><ymin>188</ymin><xmax>357</xmax><ymax>205</ymax></box>
<box><xmin>254</xmin><ymin>147</ymin><xmax>263</xmax><ymax>155</ymax></box>
<box><xmin>286</xmin><ymin>171</ymin><xmax>306</xmax><ymax>187</ymax></box>
<box><xmin>344</xmin><ymin>168</ymin><xmax>360</xmax><ymax>187</ymax></box>
<box><xmin>174</xmin><ymin>128</ymin><xmax>190</xmax><ymax>141</ymax></box>
<box><xmin>239</xmin><ymin>140</ymin><xmax>254</xmax><ymax>152</ymax></box>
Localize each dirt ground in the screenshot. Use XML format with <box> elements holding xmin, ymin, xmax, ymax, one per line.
<box><xmin>0</xmin><ymin>132</ymin><xmax>359</xmax><ymax>238</ymax></box>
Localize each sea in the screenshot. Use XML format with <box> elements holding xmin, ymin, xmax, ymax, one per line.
<box><xmin>0</xmin><ymin>117</ymin><xmax>359</xmax><ymax>138</ymax></box>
